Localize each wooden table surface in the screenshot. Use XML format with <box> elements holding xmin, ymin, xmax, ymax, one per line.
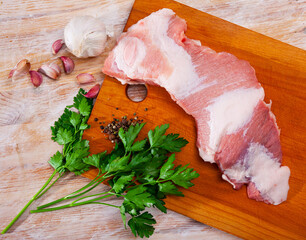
<box><xmin>0</xmin><ymin>0</ymin><xmax>305</xmax><ymax>239</ymax></box>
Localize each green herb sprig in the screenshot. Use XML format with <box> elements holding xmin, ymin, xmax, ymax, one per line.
<box><xmin>2</xmin><ymin>89</ymin><xmax>199</xmax><ymax>239</ymax></box>
<box><xmin>1</xmin><ymin>89</ymin><xmax>94</xmax><ymax>234</ymax></box>
<box><xmin>31</xmin><ymin>123</ymin><xmax>199</xmax><ymax>238</ymax></box>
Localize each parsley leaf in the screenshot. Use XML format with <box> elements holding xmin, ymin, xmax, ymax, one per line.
<box><xmin>142</xmin><ymin>155</ymin><xmax>167</xmax><ymax>178</ymax></box>
<box><xmin>48</xmin><ymin>151</ymin><xmax>64</xmax><ymax>172</ymax></box>
<box><xmin>113</xmin><ymin>172</ymin><xmax>135</xmax><ymax>194</ymax></box>
<box><xmin>129</xmin><ymin>152</ymin><xmax>152</xmax><ymax>169</ymax></box>
<box><xmin>78</xmin><ymin>98</ymin><xmax>91</xmax><ymax>117</ymax></box>
<box><xmin>128</xmin><ymin>212</ymin><xmax>156</xmax><ymax>238</ymax></box>
<box><xmin>148</xmin><ymin>124</ymin><xmax>169</xmax><ymax>148</ymax></box>
<box><xmin>144</xmin><ymin>182</ymin><xmax>166</xmax><ymax>200</ymax></box>
<box><xmin>83</xmin><ymin>152</ymin><xmax>107</xmax><ymax>169</ymax></box>
<box><xmin>124</xmin><ymin>185</ymin><xmax>157</xmax><ymax>211</ymax></box>
<box><xmin>107</xmin><ymin>155</ymin><xmax>130</xmax><ymax>173</ymax></box>
<box><xmin>65</xmin><ymin>148</ymin><xmax>90</xmax><ymax>175</ymax></box>
<box><xmin>70</xmin><ymin>88</ymin><xmax>93</xmax><ymax>112</ymax></box>
<box><xmin>153</xmin><ymin>199</ymin><xmax>167</xmax><ymax>213</ymax></box>
<box><xmin>101</xmin><ymin>143</ymin><xmax>125</xmax><ymax>173</ymax></box>
<box><xmin>55</xmin><ymin>128</ymin><xmax>73</xmax><ymax>145</ymax></box>
<box><xmin>51</xmin><ymin>108</ymin><xmax>73</xmax><ymax>142</ymax></box>
<box><xmin>79</xmin><ymin>121</ymin><xmax>89</xmax><ymax>130</ymax></box>
<box><xmin>70</xmin><ymin>112</ymin><xmax>81</xmax><ymax>128</ymax></box>
<box><xmin>160</xmin><ymin>133</ymin><xmax>188</xmax><ymax>152</ymax></box>
<box><xmin>158</xmin><ymin>181</ymin><xmax>183</xmax><ymax>196</ymax></box>
<box><xmin>130</xmin><ymin>139</ymin><xmax>147</xmax><ymax>152</ymax></box>
<box><xmin>118</xmin><ymin>123</ymin><xmax>145</xmax><ymax>151</ymax></box>
<box><xmin>73</xmin><ymin>139</ymin><xmax>90</xmax><ymax>150</ymax></box>
<box><xmin>171</xmin><ymin>167</ymin><xmax>200</xmax><ymax>189</ymax></box>
<box><xmin>159</xmin><ymin>154</ymin><xmax>175</xmax><ymax>179</ymax></box>
<box><xmin>50</xmin><ymin>89</ymin><xmax>94</xmax><ymax>143</ymax></box>
<box><xmin>122</xmin><ymin>199</ymin><xmax>139</xmax><ymax>216</ymax></box>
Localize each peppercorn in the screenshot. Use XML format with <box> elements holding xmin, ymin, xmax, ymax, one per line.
<box><xmin>102</xmin><ymin>114</ymin><xmax>143</xmax><ymax>143</ymax></box>
<box><xmin>109</xmin><ymin>134</ymin><xmax>116</xmax><ymax>140</ymax></box>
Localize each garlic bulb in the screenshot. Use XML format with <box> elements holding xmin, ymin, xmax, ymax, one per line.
<box><xmin>64</xmin><ymin>16</ymin><xmax>107</xmax><ymax>58</ymax></box>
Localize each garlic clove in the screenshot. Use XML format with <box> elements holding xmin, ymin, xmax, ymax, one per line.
<box><xmin>16</xmin><ymin>59</ymin><xmax>31</xmax><ymax>73</ymax></box>
<box><xmin>84</xmin><ymin>84</ymin><xmax>100</xmax><ymax>98</ymax></box>
<box><xmin>60</xmin><ymin>56</ymin><xmax>74</xmax><ymax>74</ymax></box>
<box><xmin>49</xmin><ymin>62</ymin><xmax>61</xmax><ymax>76</ymax></box>
<box><xmin>9</xmin><ymin>59</ymin><xmax>31</xmax><ymax>80</ymax></box>
<box><xmin>76</xmin><ymin>73</ymin><xmax>96</xmax><ymax>84</ymax></box>
<box><xmin>29</xmin><ymin>70</ymin><xmax>43</xmax><ymax>87</ymax></box>
<box><xmin>38</xmin><ymin>63</ymin><xmax>61</xmax><ymax>80</ymax></box>
<box><xmin>52</xmin><ymin>39</ymin><xmax>64</xmax><ymax>55</ymax></box>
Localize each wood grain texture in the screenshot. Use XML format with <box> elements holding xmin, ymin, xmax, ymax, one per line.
<box><xmin>83</xmin><ymin>0</ymin><xmax>306</xmax><ymax>239</ymax></box>
<box><xmin>0</xmin><ymin>0</ymin><xmax>305</xmax><ymax>239</ymax></box>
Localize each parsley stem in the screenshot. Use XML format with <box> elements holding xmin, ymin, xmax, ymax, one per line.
<box><xmin>71</xmin><ymin>191</ymin><xmax>111</xmax><ymax>204</ymax></box>
<box><xmin>1</xmin><ymin>169</ymin><xmax>57</xmax><ymax>234</ymax></box>
<box><xmin>35</xmin><ymin>173</ymin><xmax>63</xmax><ymax>200</ymax></box>
<box><xmin>90</xmin><ymin>202</ymin><xmax>120</xmax><ymax>208</ymax></box>
<box><xmin>31</xmin><ymin>195</ymin><xmax>115</xmax><ymax>213</ymax></box>
<box><xmin>36</xmin><ymin>174</ymin><xmax>109</xmax><ymax>210</ymax></box>
<box><xmin>66</xmin><ymin>181</ymin><xmax>104</xmax><ymax>200</ymax></box>
<box><xmin>66</xmin><ymin>173</ymin><xmax>102</xmax><ymax>196</ymax></box>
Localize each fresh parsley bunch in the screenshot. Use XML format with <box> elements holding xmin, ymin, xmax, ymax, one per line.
<box><xmin>32</xmin><ymin>123</ymin><xmax>199</xmax><ymax>238</ymax></box>
<box><xmin>2</xmin><ymin>88</ymin><xmax>199</xmax><ymax>238</ymax></box>
<box><xmin>1</xmin><ymin>89</ymin><xmax>94</xmax><ymax>234</ymax></box>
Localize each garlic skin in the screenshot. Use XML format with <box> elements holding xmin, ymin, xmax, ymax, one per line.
<box><xmin>84</xmin><ymin>84</ymin><xmax>100</xmax><ymax>98</ymax></box>
<box><xmin>76</xmin><ymin>73</ymin><xmax>96</xmax><ymax>84</ymax></box>
<box><xmin>64</xmin><ymin>16</ymin><xmax>107</xmax><ymax>58</ymax></box>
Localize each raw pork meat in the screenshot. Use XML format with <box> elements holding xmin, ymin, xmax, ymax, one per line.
<box><xmin>102</xmin><ymin>9</ymin><xmax>290</xmax><ymax>205</ymax></box>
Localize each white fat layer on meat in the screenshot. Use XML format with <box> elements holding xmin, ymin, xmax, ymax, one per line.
<box><xmin>199</xmin><ymin>148</ymin><xmax>215</xmax><ymax>163</ymax></box>
<box><xmin>114</xmin><ymin>36</ymin><xmax>147</xmax><ymax>77</ymax></box>
<box><xmin>204</xmin><ymin>87</ymin><xmax>264</xmax><ymax>162</ymax></box>
<box><xmin>113</xmin><ymin>8</ymin><xmax>207</xmax><ymax>99</ymax></box>
<box><xmin>223</xmin><ymin>143</ymin><xmax>290</xmax><ymax>205</ymax></box>
<box><xmin>192</xmin><ymin>39</ymin><xmax>202</xmax><ymax>46</ymax></box>
<box><xmin>222</xmin><ymin>174</ymin><xmax>237</xmax><ymax>188</ymax></box>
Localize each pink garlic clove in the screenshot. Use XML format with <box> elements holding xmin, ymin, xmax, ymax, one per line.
<box><xmin>9</xmin><ymin>59</ymin><xmax>31</xmax><ymax>80</ymax></box>
<box><xmin>49</xmin><ymin>62</ymin><xmax>61</xmax><ymax>76</ymax></box>
<box><xmin>29</xmin><ymin>70</ymin><xmax>43</xmax><ymax>87</ymax></box>
<box><xmin>52</xmin><ymin>39</ymin><xmax>64</xmax><ymax>55</ymax></box>
<box><xmin>38</xmin><ymin>63</ymin><xmax>61</xmax><ymax>80</ymax></box>
<box><xmin>60</xmin><ymin>56</ymin><xmax>74</xmax><ymax>74</ymax></box>
<box><xmin>16</xmin><ymin>59</ymin><xmax>31</xmax><ymax>73</ymax></box>
<box><xmin>84</xmin><ymin>84</ymin><xmax>100</xmax><ymax>98</ymax></box>
<box><xmin>76</xmin><ymin>73</ymin><xmax>96</xmax><ymax>84</ymax></box>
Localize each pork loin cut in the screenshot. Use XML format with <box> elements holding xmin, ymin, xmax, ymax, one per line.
<box><xmin>102</xmin><ymin>8</ymin><xmax>290</xmax><ymax>205</ymax></box>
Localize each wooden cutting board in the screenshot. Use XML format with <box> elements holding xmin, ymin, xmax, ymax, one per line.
<box><xmin>83</xmin><ymin>0</ymin><xmax>306</xmax><ymax>239</ymax></box>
